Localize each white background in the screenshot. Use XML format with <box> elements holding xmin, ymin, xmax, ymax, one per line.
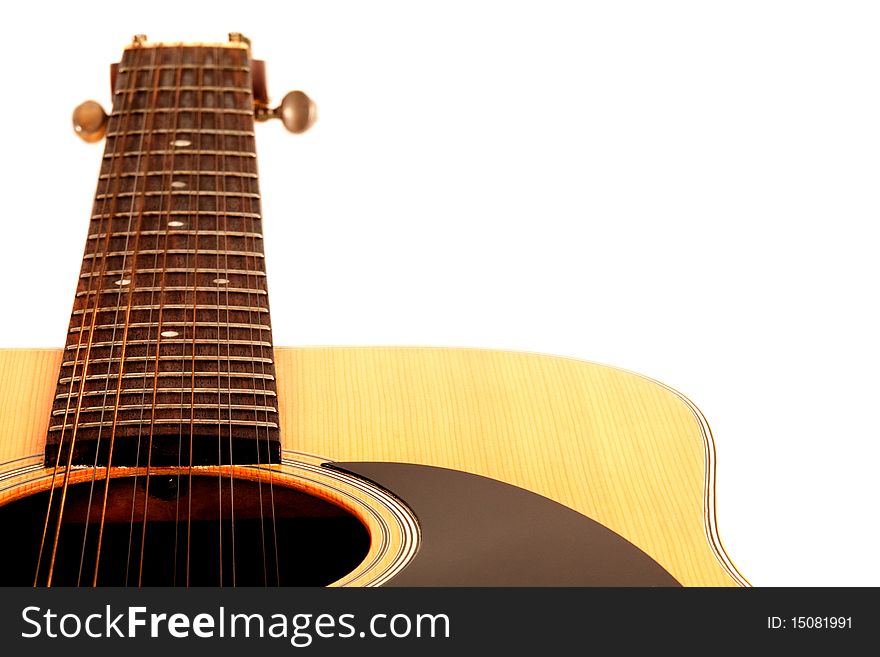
<box><xmin>1</xmin><ymin>1</ymin><xmax>877</xmax><ymax>586</ymax></box>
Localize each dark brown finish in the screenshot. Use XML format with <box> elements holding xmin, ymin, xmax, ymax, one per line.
<box><xmin>251</xmin><ymin>59</ymin><xmax>268</xmax><ymax>106</ymax></box>
<box><xmin>46</xmin><ymin>44</ymin><xmax>280</xmax><ymax>467</ymax></box>
<box><xmin>331</xmin><ymin>461</ymin><xmax>682</xmax><ymax>586</ymax></box>
<box><xmin>110</xmin><ymin>62</ymin><xmax>118</xmax><ymax>96</ymax></box>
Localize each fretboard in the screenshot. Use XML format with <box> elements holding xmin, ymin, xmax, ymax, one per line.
<box><xmin>45</xmin><ymin>42</ymin><xmax>281</xmax><ymax>467</ymax></box>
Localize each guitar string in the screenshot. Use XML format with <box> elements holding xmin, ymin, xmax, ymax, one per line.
<box><xmin>168</xmin><ymin>50</ymin><xmax>197</xmax><ymax>588</ymax></box>
<box><xmin>205</xmin><ymin>47</ymin><xmax>228</xmax><ymax>588</ymax></box>
<box><xmin>215</xmin><ymin>44</ymin><xmax>238</xmax><ymax>587</ymax></box>
<box><xmin>116</xmin><ymin>48</ymin><xmax>162</xmax><ymax>586</ymax></box>
<box><xmin>37</xmin><ymin>44</ymin><xmax>275</xmax><ymax>588</ymax></box>
<box><xmin>213</xmin><ymin>43</ymin><xmax>225</xmax><ymax>586</ymax></box>
<box><xmin>86</xmin><ymin>49</ymin><xmax>155</xmax><ymax>586</ymax></box>
<box><xmin>120</xmin><ymin>62</ymin><xmax>160</xmax><ymax>583</ymax></box>
<box><xmin>241</xmin><ymin>54</ymin><xmax>280</xmax><ymax>586</ymax></box>
<box><xmin>172</xmin><ymin>56</ymin><xmax>200</xmax><ymax>588</ymax></box>
<box><xmin>90</xmin><ymin>45</ymin><xmax>164</xmax><ymax>586</ymax></box>
<box><xmin>239</xmin><ymin>53</ymin><xmax>272</xmax><ymax>586</ymax></box>
<box><xmin>135</xmin><ymin>44</ymin><xmax>187</xmax><ymax>587</ymax></box>
<box><xmin>38</xmin><ymin>44</ymin><xmax>151</xmax><ymax>586</ymax></box>
<box><xmin>33</xmin><ymin>75</ymin><xmax>123</xmax><ymax>585</ymax></box>
<box><xmin>185</xmin><ymin>51</ymin><xmax>208</xmax><ymax>587</ymax></box>
<box><xmin>72</xmin><ymin>48</ymin><xmax>157</xmax><ymax>587</ymax></box>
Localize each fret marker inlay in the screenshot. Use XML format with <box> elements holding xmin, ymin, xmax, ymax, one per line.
<box><xmin>168</xmin><ymin>220</ymin><xmax>185</xmax><ymax>227</ymax></box>
<box><xmin>114</xmin><ymin>278</ymin><xmax>131</xmax><ymax>286</ymax></box>
<box><xmin>172</xmin><ymin>138</ymin><xmax>192</xmax><ymax>147</ymax></box>
<box><xmin>160</xmin><ymin>330</ymin><xmax>179</xmax><ymax>338</ymax></box>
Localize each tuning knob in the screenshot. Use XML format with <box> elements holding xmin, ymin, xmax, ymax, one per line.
<box><xmin>72</xmin><ymin>100</ymin><xmax>108</xmax><ymax>142</ymax></box>
<box><xmin>257</xmin><ymin>91</ymin><xmax>317</xmax><ymax>134</ymax></box>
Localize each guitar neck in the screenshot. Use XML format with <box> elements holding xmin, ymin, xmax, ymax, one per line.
<box><xmin>45</xmin><ymin>41</ymin><xmax>281</xmax><ymax>468</ymax></box>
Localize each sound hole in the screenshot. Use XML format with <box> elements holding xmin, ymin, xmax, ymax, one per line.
<box><xmin>0</xmin><ymin>475</ymin><xmax>370</xmax><ymax>586</ymax></box>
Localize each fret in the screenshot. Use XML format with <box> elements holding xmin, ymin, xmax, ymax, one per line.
<box><xmin>56</xmin><ymin>387</ymin><xmax>277</xmax><ymax>400</ymax></box>
<box><xmin>62</xmin><ymin>346</ymin><xmax>273</xmax><ymax>362</ymax></box>
<box><xmin>69</xmin><ymin>321</ymin><xmax>270</xmax><ymax>333</ymax></box>
<box><xmin>112</xmin><ymin>107</ymin><xmax>253</xmax><ymax>116</ymax></box>
<box><xmin>76</xmin><ymin>286</ymin><xmax>268</xmax><ymax>297</ymax></box>
<box><xmin>117</xmin><ymin>64</ymin><xmax>251</xmax><ymax>74</ymax></box>
<box><xmin>52</xmin><ymin>403</ymin><xmax>277</xmax><ymax>417</ymax></box>
<box><xmin>87</xmin><ymin>230</ymin><xmax>263</xmax><ymax>240</ymax></box>
<box><xmin>58</xmin><ymin>371</ymin><xmax>276</xmax><ymax>385</ymax></box>
<box><xmin>91</xmin><ymin>210</ymin><xmax>262</xmax><ymax>221</ymax></box>
<box><xmin>80</xmin><ymin>269</ymin><xmax>266</xmax><ymax>280</ymax></box>
<box><xmin>65</xmin><ymin>338</ymin><xmax>273</xmax><ymax>351</ymax></box>
<box><xmin>94</xmin><ymin>190</ymin><xmax>261</xmax><ymax>200</ymax></box>
<box><xmin>95</xmin><ymin>175</ymin><xmax>258</xmax><ymax>198</ymax></box>
<box><xmin>81</xmin><ymin>264</ymin><xmax>267</xmax><ymax>281</ymax></box>
<box><xmin>100</xmin><ymin>155</ymin><xmax>258</xmax><ymax>179</ymax></box>
<box><xmin>114</xmin><ymin>85</ymin><xmax>252</xmax><ymax>95</ymax></box>
<box><xmin>94</xmin><ymin>185</ymin><xmax>259</xmax><ymax>201</ymax></box>
<box><xmin>103</xmin><ymin>149</ymin><xmax>256</xmax><ymax>160</ymax></box>
<box><xmin>82</xmin><ymin>249</ymin><xmax>264</xmax><ymax>260</ymax></box>
<box><xmin>72</xmin><ymin>304</ymin><xmax>269</xmax><ymax>315</ymax></box>
<box><xmin>61</xmin><ymin>355</ymin><xmax>275</xmax><ymax>367</ymax></box>
<box><xmin>48</xmin><ymin>418</ymin><xmax>279</xmax><ymax>432</ymax></box>
<box><xmin>105</xmin><ymin>129</ymin><xmax>255</xmax><ymax>139</ymax></box>
<box><xmin>101</xmin><ymin>120</ymin><xmax>255</xmax><ymax>139</ymax></box>
<box><xmin>99</xmin><ymin>170</ymin><xmax>258</xmax><ymax>180</ymax></box>
<box><xmin>85</xmin><ymin>237</ymin><xmax>264</xmax><ymax>255</ymax></box>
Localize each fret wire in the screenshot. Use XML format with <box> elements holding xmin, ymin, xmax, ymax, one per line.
<box><xmin>62</xmin><ymin>356</ymin><xmax>275</xmax><ymax>368</ymax></box>
<box><xmin>105</xmin><ymin>129</ymin><xmax>255</xmax><ymax>138</ymax></box>
<box><xmin>59</xmin><ymin>371</ymin><xmax>276</xmax><ymax>385</ymax></box>
<box><xmin>73</xmin><ymin>304</ymin><xmax>269</xmax><ymax>315</ymax></box>
<box><xmin>99</xmin><ymin>170</ymin><xmax>258</xmax><ymax>179</ymax></box>
<box><xmin>83</xmin><ymin>249</ymin><xmax>265</xmax><ymax>259</ymax></box>
<box><xmin>92</xmin><ymin>210</ymin><xmax>262</xmax><ymax>220</ymax></box>
<box><xmin>53</xmin><ymin>404</ymin><xmax>277</xmax><ymax>417</ymax></box>
<box><xmin>57</xmin><ymin>388</ymin><xmax>277</xmax><ymax>400</ymax></box>
<box><xmin>103</xmin><ymin>149</ymin><xmax>257</xmax><ymax>159</ymax></box>
<box><xmin>94</xmin><ymin>191</ymin><xmax>261</xmax><ymax>200</ymax></box>
<box><xmin>88</xmin><ymin>231</ymin><xmax>263</xmax><ymax>240</ymax></box>
<box><xmin>78</xmin><ymin>286</ymin><xmax>267</xmax><ymax>297</ymax></box>
<box><xmin>117</xmin><ymin>65</ymin><xmax>251</xmax><ymax>73</ymax></box>
<box><xmin>70</xmin><ymin>321</ymin><xmax>270</xmax><ymax>332</ymax></box>
<box><xmin>49</xmin><ymin>419</ymin><xmax>279</xmax><ymax>431</ymax></box>
<box><xmin>65</xmin><ymin>338</ymin><xmax>273</xmax><ymax>350</ymax></box>
<box><xmin>112</xmin><ymin>108</ymin><xmax>253</xmax><ymax>116</ymax></box>
<box><xmin>114</xmin><ymin>85</ymin><xmax>251</xmax><ymax>95</ymax></box>
<box><xmin>80</xmin><ymin>268</ymin><xmax>266</xmax><ymax>279</ymax></box>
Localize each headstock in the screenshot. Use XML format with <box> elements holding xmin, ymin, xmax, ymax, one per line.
<box><xmin>71</xmin><ymin>33</ymin><xmax>316</xmax><ymax>142</ymax></box>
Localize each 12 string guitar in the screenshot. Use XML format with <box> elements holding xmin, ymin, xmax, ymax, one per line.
<box><xmin>0</xmin><ymin>35</ymin><xmax>747</xmax><ymax>587</ymax></box>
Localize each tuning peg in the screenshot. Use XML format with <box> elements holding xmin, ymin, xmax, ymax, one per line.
<box><xmin>72</xmin><ymin>100</ymin><xmax>108</xmax><ymax>142</ymax></box>
<box><xmin>256</xmin><ymin>91</ymin><xmax>317</xmax><ymax>134</ymax></box>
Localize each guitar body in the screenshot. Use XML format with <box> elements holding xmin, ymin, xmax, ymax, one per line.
<box><xmin>0</xmin><ymin>346</ymin><xmax>746</xmax><ymax>587</ymax></box>
<box><xmin>0</xmin><ymin>36</ymin><xmax>746</xmax><ymax>588</ymax></box>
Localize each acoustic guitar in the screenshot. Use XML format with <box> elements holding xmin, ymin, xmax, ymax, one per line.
<box><xmin>0</xmin><ymin>35</ymin><xmax>747</xmax><ymax>587</ymax></box>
